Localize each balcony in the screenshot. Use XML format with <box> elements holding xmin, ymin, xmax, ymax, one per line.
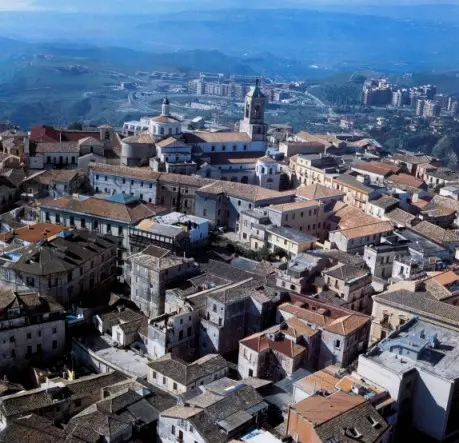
<box><xmin>379</xmin><ymin>317</ymin><xmax>393</xmax><ymax>331</ymax></box>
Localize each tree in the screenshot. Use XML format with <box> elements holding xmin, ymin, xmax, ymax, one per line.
<box><xmin>447</xmin><ymin>151</ymin><xmax>459</xmax><ymax>171</ymax></box>
<box><xmin>68</xmin><ymin>122</ymin><xmax>83</xmax><ymax>130</ymax></box>
<box><xmin>432</xmin><ymin>136</ymin><xmax>454</xmax><ymax>159</ymax></box>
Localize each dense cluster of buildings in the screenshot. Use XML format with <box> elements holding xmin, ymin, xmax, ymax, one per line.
<box><xmin>361</xmin><ymin>79</ymin><xmax>458</xmax><ymax>118</ymax></box>
<box><xmin>1</xmin><ymin>82</ymin><xmax>459</xmax><ymax>442</ymax></box>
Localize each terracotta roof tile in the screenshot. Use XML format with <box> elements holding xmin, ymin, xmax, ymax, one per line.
<box><xmin>338</xmin><ymin>221</ymin><xmax>393</xmax><ymax>240</ymax></box>
<box><xmin>296</xmin><ymin>183</ymin><xmax>345</xmax><ymax>200</ymax></box>
<box><xmin>388</xmin><ymin>173</ymin><xmax>425</xmax><ymax>189</ymax></box>
<box><xmin>294</xmin><ymin>391</ymin><xmax>365</xmax><ymax>426</ymax></box>
<box><xmin>269</xmin><ymin>200</ymin><xmax>320</xmax><ymax>212</ymax></box>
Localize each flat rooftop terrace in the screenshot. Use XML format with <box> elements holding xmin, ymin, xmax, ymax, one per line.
<box><xmin>364</xmin><ymin>319</ymin><xmax>459</xmax><ymax>380</ymax></box>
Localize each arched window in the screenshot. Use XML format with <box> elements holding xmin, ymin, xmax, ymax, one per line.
<box><xmin>241</xmin><ymin>176</ymin><xmax>249</xmax><ymax>184</ymax></box>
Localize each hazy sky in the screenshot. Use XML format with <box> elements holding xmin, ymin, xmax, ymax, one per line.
<box><xmin>1</xmin><ymin>0</ymin><xmax>459</xmax><ymax>12</ymax></box>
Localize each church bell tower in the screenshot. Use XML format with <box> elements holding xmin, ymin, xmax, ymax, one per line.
<box><xmin>239</xmin><ymin>79</ymin><xmax>268</xmax><ymax>142</ymax></box>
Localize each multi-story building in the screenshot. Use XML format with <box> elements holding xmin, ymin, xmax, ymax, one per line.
<box><xmin>147</xmin><ymin>306</ymin><xmax>200</xmax><ymax>358</ymax></box>
<box><xmin>126</xmin><ymin>245</ymin><xmax>197</xmax><ymax>318</ymax></box>
<box><xmin>238</xmin><ymin>322</ymin><xmax>318</xmax><ymax>380</ymax></box>
<box><xmin>392</xmin><ymin>88</ymin><xmax>410</xmax><ymax>107</ymax></box>
<box><xmin>39</xmin><ymin>194</ymin><xmax>162</xmax><ymax>251</ymax></box>
<box><xmin>276</xmin><ymin>252</ymin><xmax>329</xmax><ymax>294</ymax></box>
<box><xmin>358</xmin><ymin>317</ymin><xmax>459</xmax><ymax>441</ymax></box>
<box><xmin>320</xmin><ymin>264</ymin><xmax>374</xmax><ymax>313</ymax></box>
<box><xmin>155</xmin><ymin>211</ymin><xmax>209</xmax><ymax>246</ymax></box>
<box><xmin>388</xmin><ymin>152</ymin><xmax>441</xmax><ymax>178</ymax></box>
<box><xmin>350</xmin><ymin>161</ymin><xmax>399</xmax><ymax>185</ymax></box>
<box><xmin>287</xmin><ymin>391</ymin><xmax>390</xmax><ymax>443</ymax></box>
<box><xmin>423</xmin><ymin>99</ymin><xmax>441</xmax><ymax>117</ymax></box>
<box><xmin>21</xmin><ymin>169</ymin><xmax>88</xmax><ymax>199</ymax></box>
<box><xmin>266</xmin><ymin>200</ymin><xmax>326</xmax><ymax>240</ymax></box>
<box><xmin>295</xmin><ymin>183</ymin><xmax>345</xmax><ymax>206</ymax></box>
<box><xmin>0</xmin><ymin>230</ymin><xmax>118</xmax><ymax>306</ymax></box>
<box><xmin>329</xmin><ymin>221</ymin><xmax>394</xmax><ymax>253</ymax></box>
<box><xmin>368</xmin><ymin>283</ymin><xmax>459</xmax><ymax>344</ymax></box>
<box><xmin>363</xmin><ymin>241</ymin><xmax>409</xmax><ymax>280</ymax></box>
<box><xmin>289</xmin><ymin>154</ymin><xmax>345</xmax><ymax>188</ymax></box>
<box><xmin>148</xmin><ymin>353</ymin><xmax>230</xmax><ymax>395</ymax></box>
<box><xmin>199</xmin><ymin>279</ymin><xmax>279</xmax><ymax>356</ymax></box>
<box><xmin>88</xmin><ymin>163</ymin><xmax>297</xmax><ymax>232</ymax></box>
<box><xmin>0</xmin><ymin>371</ymin><xmax>127</xmax><ymax>430</ymax></box>
<box><xmin>0</xmin><ymin>290</ymin><xmax>66</xmax><ymax>372</ymax></box>
<box><xmin>277</xmin><ymin>301</ymin><xmax>370</xmax><ymax>368</ymax></box>
<box><xmin>361</xmin><ymin>79</ymin><xmax>393</xmax><ymax>106</ymax></box>
<box><xmin>27</xmin><ymin>125</ymin><xmax>119</xmax><ymax>171</ymax></box>
<box><xmin>331</xmin><ymin>174</ymin><xmax>380</xmax><ymax>211</ymax></box>
<box><xmin>266</xmin><ymin>226</ymin><xmax>317</xmax><ymax>257</ymax></box>
<box><xmin>158</xmin><ymin>379</ymin><xmax>267</xmax><ymax>443</ymax></box>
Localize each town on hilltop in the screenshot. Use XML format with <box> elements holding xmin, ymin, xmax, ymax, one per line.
<box><xmin>1</xmin><ymin>79</ymin><xmax>459</xmax><ymax>443</ymax></box>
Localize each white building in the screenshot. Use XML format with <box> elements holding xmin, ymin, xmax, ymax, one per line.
<box><xmin>0</xmin><ymin>290</ymin><xmax>66</xmax><ymax>372</ymax></box>
<box><xmin>148</xmin><ymin>353</ymin><xmax>230</xmax><ymax>395</ymax></box>
<box><xmin>358</xmin><ymin>318</ymin><xmax>459</xmax><ymax>441</ymax></box>
<box><xmin>155</xmin><ymin>212</ymin><xmax>209</xmax><ymax>244</ymax></box>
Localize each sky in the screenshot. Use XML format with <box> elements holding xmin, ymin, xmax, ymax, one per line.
<box><xmin>1</xmin><ymin>0</ymin><xmax>459</xmax><ymax>12</ymax></box>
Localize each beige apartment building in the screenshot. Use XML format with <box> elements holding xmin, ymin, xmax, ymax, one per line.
<box><xmin>267</xmin><ymin>200</ymin><xmax>326</xmax><ymax>240</ymax></box>
<box><xmin>332</xmin><ymin>174</ymin><xmax>379</xmax><ymax>211</ymax></box>
<box><xmin>289</xmin><ymin>154</ymin><xmax>344</xmax><ymax>187</ymax></box>
<box><xmin>266</xmin><ymin>226</ymin><xmax>317</xmax><ymax>256</ymax></box>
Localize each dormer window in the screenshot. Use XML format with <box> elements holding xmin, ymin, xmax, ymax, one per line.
<box><xmin>346</xmin><ymin>428</ymin><xmax>362</xmax><ymax>438</ymax></box>
<box><xmin>367</xmin><ymin>416</ymin><xmax>381</xmax><ymax>429</ymax></box>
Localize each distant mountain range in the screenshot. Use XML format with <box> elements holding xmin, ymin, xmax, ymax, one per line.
<box><xmin>0</xmin><ymin>6</ymin><xmax>459</xmax><ymax>72</ymax></box>
<box><xmin>1</xmin><ymin>5</ymin><xmax>459</xmax><ymax>127</ymax></box>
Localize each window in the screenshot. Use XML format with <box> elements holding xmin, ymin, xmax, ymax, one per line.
<box><xmin>249</xmin><ymin>369</ymin><xmax>253</xmax><ymax>377</ymax></box>
<box><xmin>171</xmin><ymin>425</ymin><xmax>176</xmax><ymax>435</ymax></box>
<box><xmin>10</xmin><ymin>349</ymin><xmax>15</xmax><ymax>358</ymax></box>
<box><xmin>367</xmin><ymin>416</ymin><xmax>381</xmax><ymax>429</ymax></box>
<box><xmin>52</xmin><ymin>340</ymin><xmax>57</xmax><ymax>349</ymax></box>
<box><xmin>52</xmin><ymin>327</ymin><xmax>57</xmax><ymax>334</ymax></box>
<box><xmin>27</xmin><ymin>333</ymin><xmax>32</xmax><ymax>339</ymax></box>
<box><xmin>187</xmin><ymin>327</ymin><xmax>192</xmax><ymax>337</ymax></box>
<box><xmin>9</xmin><ymin>336</ymin><xmax>14</xmax><ymax>343</ymax></box>
<box><xmin>37</xmin><ymin>330</ymin><xmax>42</xmax><ymax>337</ymax></box>
<box><xmin>222</xmin><ymin>145</ymin><xmax>226</xmax><ymax>151</ymax></box>
<box><xmin>179</xmin><ymin>330</ymin><xmax>183</xmax><ymax>340</ymax></box>
<box><xmin>211</xmin><ymin>145</ymin><xmax>215</xmax><ymax>152</ymax></box>
<box><xmin>153</xmin><ymin>371</ymin><xmax>157</xmax><ymax>379</ymax></box>
<box><xmin>26</xmin><ymin>346</ymin><xmax>32</xmax><ymax>357</ymax></box>
<box><xmin>173</xmin><ymin>382</ymin><xmax>177</xmax><ymax>390</ymax></box>
<box><xmin>213</xmin><ymin>304</ymin><xmax>217</xmax><ymax>312</ymax></box>
<box><xmin>347</xmin><ymin>428</ymin><xmax>362</xmax><ymax>438</ymax></box>
<box><xmin>334</xmin><ymin>339</ymin><xmax>341</xmax><ymax>349</ymax></box>
<box><xmin>163</xmin><ymin>376</ymin><xmax>166</xmax><ymax>385</ymax></box>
